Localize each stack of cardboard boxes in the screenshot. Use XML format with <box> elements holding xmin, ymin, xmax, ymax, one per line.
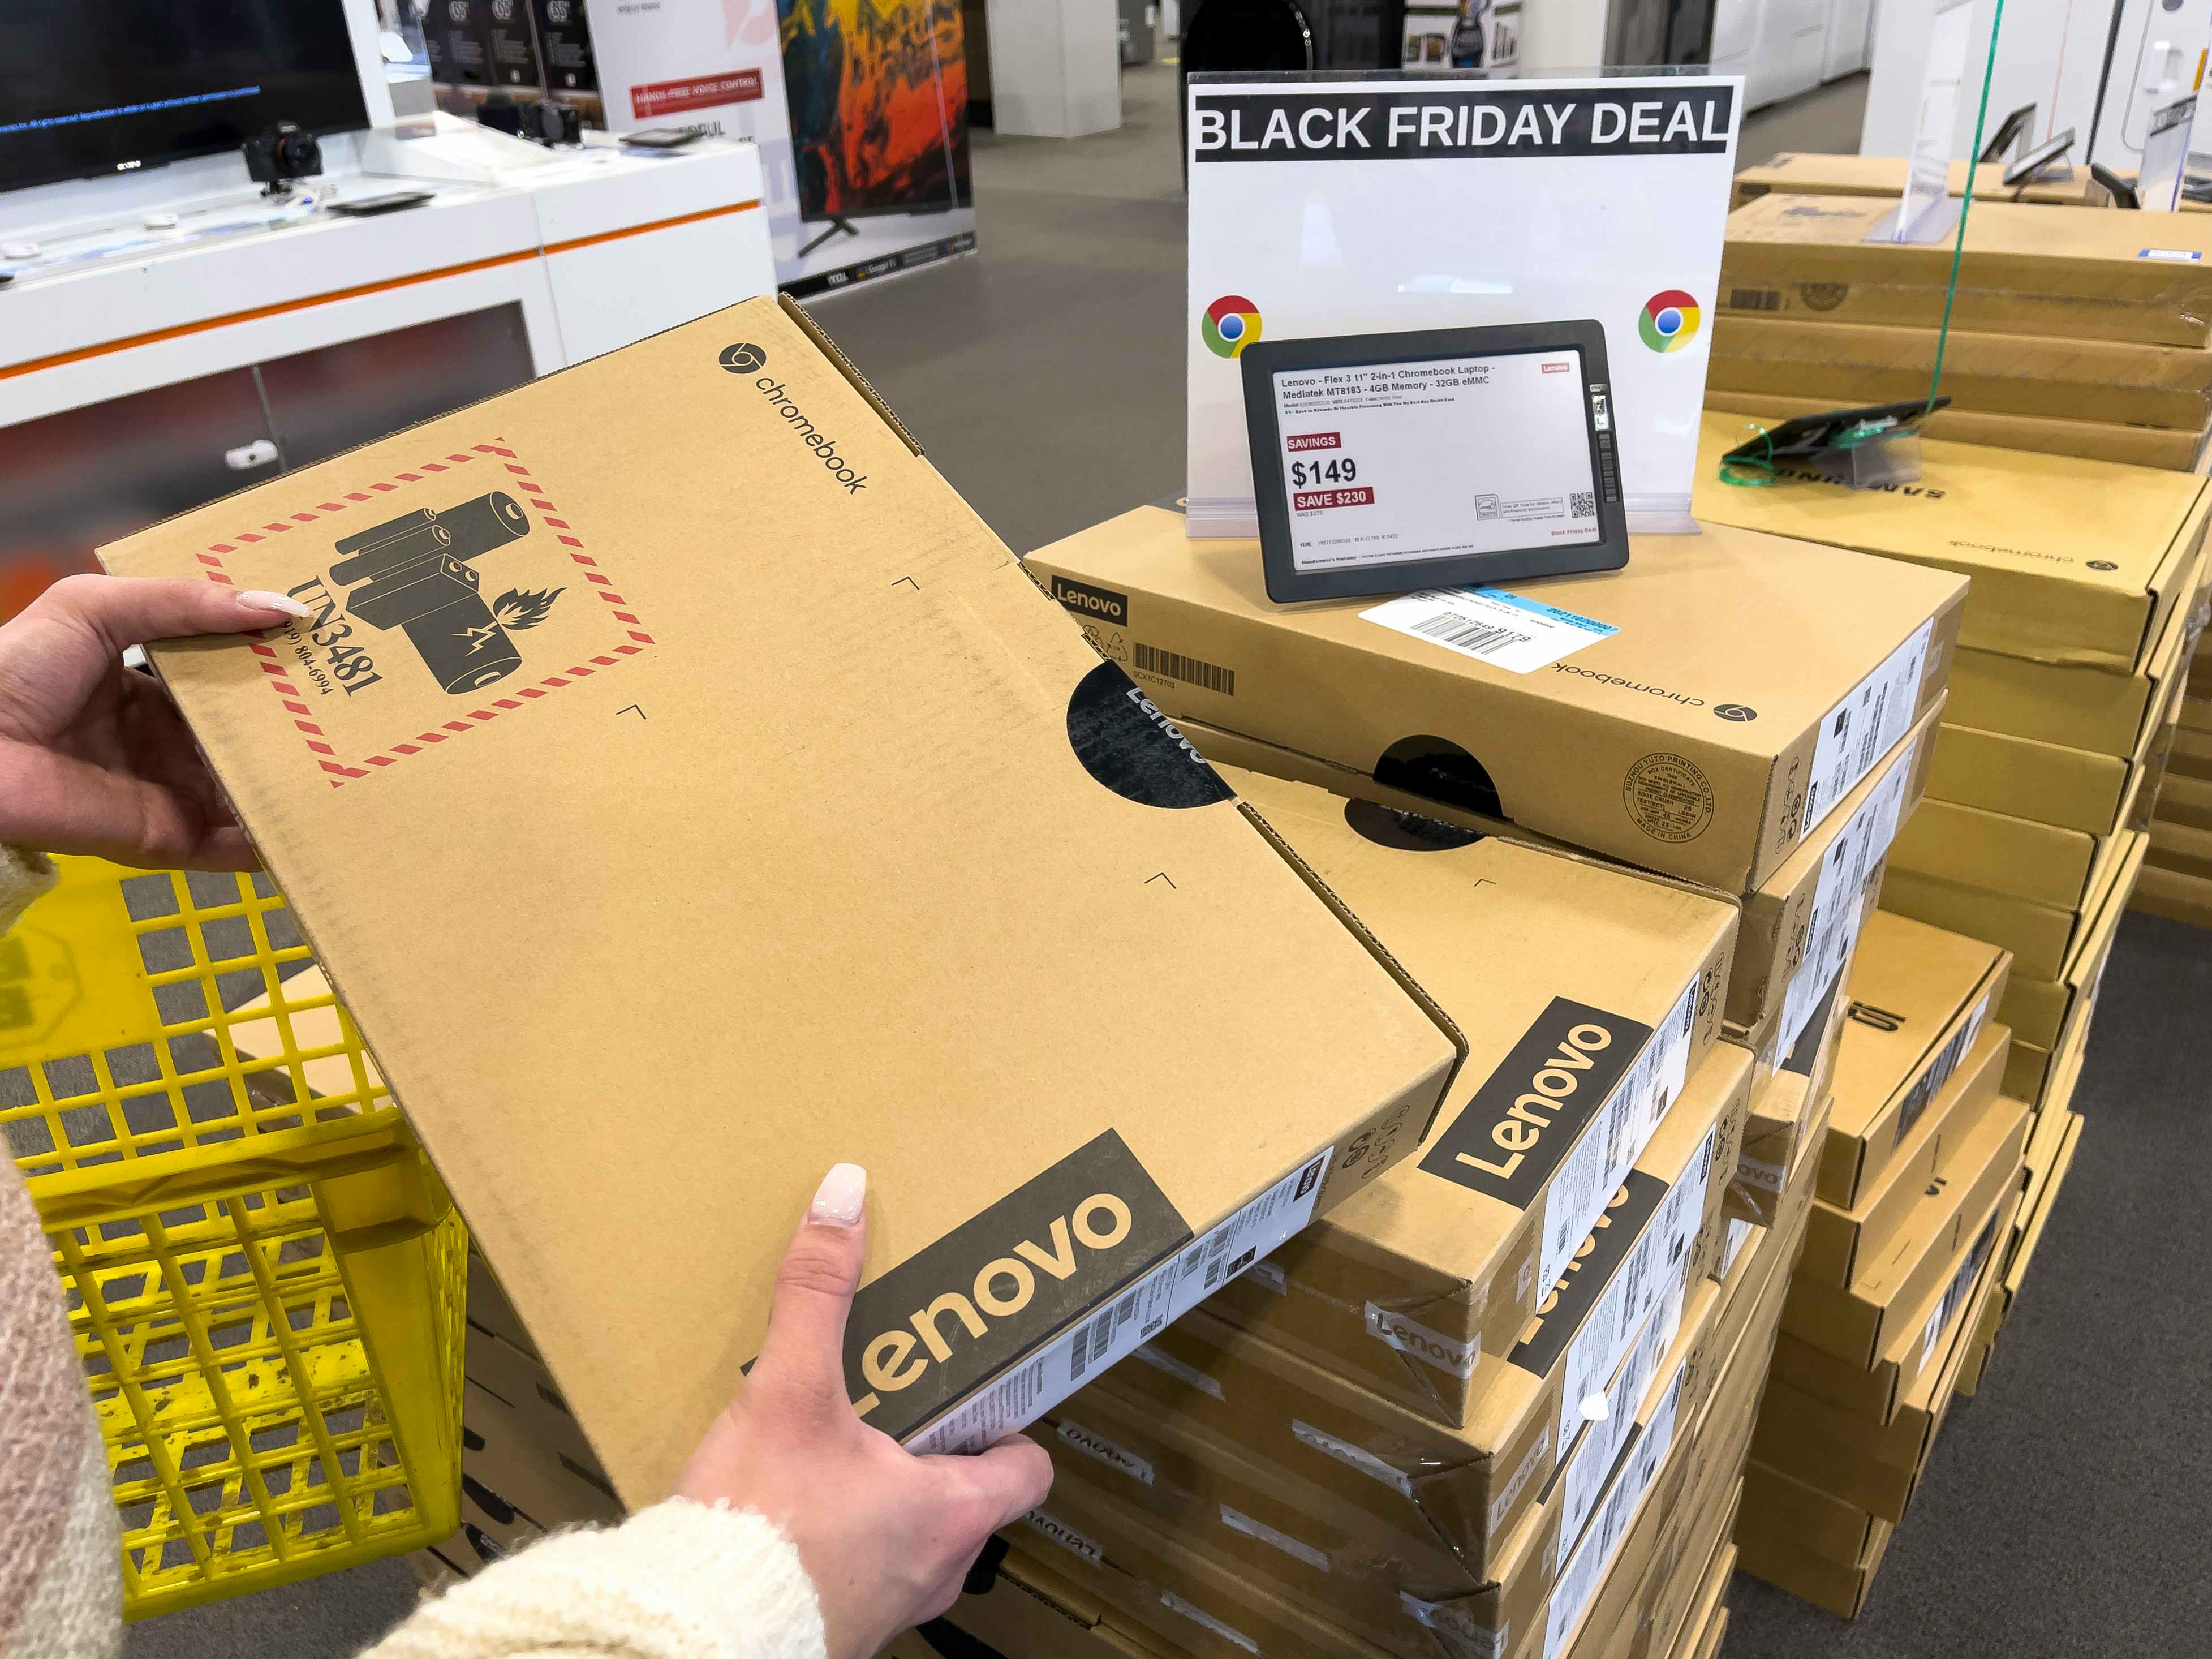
<box><xmin>1694</xmin><ymin>419</ymin><xmax>2210</xmax><ymax>1121</ymax></box>
<box><xmin>411</xmin><ymin>499</ymin><xmax>1970</xmax><ymax>1658</ymax></box>
<box><xmin>2134</xmin><ymin>626</ymin><xmax>2212</xmax><ymax>927</ymax></box>
<box><xmin>1731</xmin><ymin>910</ymin><xmax>2031</xmax><ymax>1614</ymax></box>
<box><xmin>1706</xmin><ymin>188</ymin><xmax>2212</xmax><ymax>471</ymax></box>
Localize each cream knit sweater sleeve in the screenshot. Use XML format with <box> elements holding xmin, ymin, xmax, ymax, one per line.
<box><xmin>364</xmin><ymin>1499</ymin><xmax>828</xmax><ymax>1659</ymax></box>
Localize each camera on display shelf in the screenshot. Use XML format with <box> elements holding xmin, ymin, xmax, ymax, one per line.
<box><xmin>242</xmin><ymin>121</ymin><xmax>324</xmax><ymax>192</ymax></box>
<box><xmin>478</xmin><ymin>94</ymin><xmax>583</xmax><ymax>148</ymax></box>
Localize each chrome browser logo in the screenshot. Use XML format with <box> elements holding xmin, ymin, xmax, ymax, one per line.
<box><xmin>1202</xmin><ymin>295</ymin><xmax>1262</xmax><ymax>358</ymax></box>
<box><xmin>1639</xmin><ymin>290</ymin><xmax>1701</xmax><ymax>353</ymax></box>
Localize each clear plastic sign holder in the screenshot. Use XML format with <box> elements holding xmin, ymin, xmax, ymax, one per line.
<box><xmin>1870</xmin><ymin>0</ymin><xmax>1976</xmax><ymax>246</ymax></box>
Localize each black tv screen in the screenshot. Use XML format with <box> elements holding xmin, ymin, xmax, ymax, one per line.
<box><xmin>0</xmin><ymin>1</ymin><xmax>368</xmax><ymax>193</ymax></box>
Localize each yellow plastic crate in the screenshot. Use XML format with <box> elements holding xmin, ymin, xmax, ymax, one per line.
<box><xmin>2</xmin><ymin>857</ymin><xmax>464</xmax><ymax>1618</ymax></box>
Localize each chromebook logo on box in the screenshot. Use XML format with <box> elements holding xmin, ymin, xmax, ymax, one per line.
<box><xmin>1202</xmin><ymin>295</ymin><xmax>1263</xmax><ymax>358</ymax></box>
<box><xmin>1638</xmin><ymin>290</ymin><xmax>1701</xmax><ymax>353</ymax></box>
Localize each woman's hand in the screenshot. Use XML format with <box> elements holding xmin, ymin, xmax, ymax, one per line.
<box><xmin>674</xmin><ymin>1165</ymin><xmax>1055</xmax><ymax>1659</ymax></box>
<box><xmin>0</xmin><ymin>575</ymin><xmax>309</xmax><ymax>871</ymax></box>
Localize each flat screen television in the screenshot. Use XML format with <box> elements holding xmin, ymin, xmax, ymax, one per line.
<box><xmin>778</xmin><ymin>0</ymin><xmax>971</xmax><ymax>237</ymax></box>
<box><xmin>0</xmin><ymin>0</ymin><xmax>368</xmax><ymax>194</ymax></box>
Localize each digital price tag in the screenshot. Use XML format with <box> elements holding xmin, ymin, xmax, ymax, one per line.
<box><xmin>1241</xmin><ymin>321</ymin><xmax>1629</xmax><ymax>604</ymax></box>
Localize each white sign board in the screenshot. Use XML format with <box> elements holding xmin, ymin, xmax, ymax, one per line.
<box><xmin>1884</xmin><ymin>0</ymin><xmax>1972</xmax><ymax>243</ymax></box>
<box><xmin>1186</xmin><ymin>76</ymin><xmax>1740</xmax><ymax>539</ymax></box>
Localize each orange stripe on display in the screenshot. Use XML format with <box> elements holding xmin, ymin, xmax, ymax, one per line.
<box><xmin>0</xmin><ymin>199</ymin><xmax>764</xmax><ymax>383</ymax></box>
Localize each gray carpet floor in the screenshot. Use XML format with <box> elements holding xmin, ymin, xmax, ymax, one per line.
<box><xmin>126</xmin><ymin>59</ymin><xmax>2209</xmax><ymax>1659</ymax></box>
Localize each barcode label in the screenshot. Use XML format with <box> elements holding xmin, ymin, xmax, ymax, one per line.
<box><xmin>1801</xmin><ymin>621</ymin><xmax>1931</xmax><ymax>842</ymax></box>
<box><xmin>1556</xmin><ymin>1284</ymin><xmax>1678</xmax><ymax>1550</ymax></box>
<box><xmin>1134</xmin><ymin>642</ymin><xmax>1236</xmax><ymax>695</ymax></box>
<box><xmin>1895</xmin><ymin>990</ymin><xmax>1990</xmax><ymax>1140</ymax></box>
<box><xmin>1537</xmin><ymin>982</ymin><xmax>1697</xmax><ymax>1296</ymax></box>
<box><xmin>905</xmin><ymin>1151</ymin><xmax>1329</xmax><ymax>1453</ymax></box>
<box><xmin>1730</xmin><ymin>287</ymin><xmax>1783</xmax><ymax>311</ymax></box>
<box><xmin>1364</xmin><ymin>587</ymin><xmax>1619</xmax><ymax>674</ymax></box>
<box><xmin>1415</xmin><ymin>612</ymin><xmax>1532</xmax><ymax>655</ymax></box>
<box><xmin>1544</xmin><ymin>1366</ymin><xmax>1686</xmax><ymax>1659</ymax></box>
<box><xmin>1069</xmin><ymin>1290</ymin><xmax>1141</xmax><ymax>1382</ymax></box>
<box><xmin>1918</xmin><ymin>1208</ymin><xmax>2001</xmax><ymax>1373</ymax></box>
<box><xmin>1555</xmin><ymin>1128</ymin><xmax>1709</xmax><ymax>1462</ymax></box>
<box><xmin>1778</xmin><ymin>741</ymin><xmax>1916</xmax><ymax>1055</ymax></box>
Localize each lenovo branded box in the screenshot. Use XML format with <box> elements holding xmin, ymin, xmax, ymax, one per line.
<box><xmin>1163</xmin><ymin>708</ymin><xmax>1936</xmax><ymax>1066</ymax></box>
<box><xmin>1084</xmin><ymin>1061</ymin><xmax>1737</xmax><ymax>1581</ymax></box>
<box><xmin>1817</xmin><ymin>909</ymin><xmax>2011</xmax><ymax>1210</ymax></box>
<box><xmin>1027</xmin><ymin>507</ymin><xmax>1964</xmax><ymax>893</ymax></box>
<box><xmin>98</xmin><ymin>295</ymin><xmax>1467</xmax><ymax>1503</ymax></box>
<box><xmin>1199</xmin><ymin>766</ymin><xmax>1739</xmax><ymax>1425</ymax></box>
<box><xmin>1693</xmin><ymin>412</ymin><xmax>2212</xmax><ymax>673</ymax></box>
<box><xmin>1782</xmin><ymin>1098</ymin><xmax>2028</xmax><ymax>1371</ymax></box>
<box><xmin>1707</xmin><ymin>387</ymin><xmax>2212</xmax><ymax>472</ymax></box>
<box><xmin>1718</xmin><ymin>195</ymin><xmax>2212</xmax><ymax>346</ymax></box>
<box><xmin>1798</xmin><ymin>1024</ymin><xmax>2009</xmax><ymax>1291</ymax></box>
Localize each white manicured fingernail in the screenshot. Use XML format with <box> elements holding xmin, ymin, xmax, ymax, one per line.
<box><xmin>239</xmin><ymin>590</ymin><xmax>315</xmax><ymax>619</ymax></box>
<box><xmin>808</xmin><ymin>1163</ymin><xmax>866</xmax><ymax>1228</ymax></box>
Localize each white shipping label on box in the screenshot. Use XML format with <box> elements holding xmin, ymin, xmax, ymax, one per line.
<box><xmin>1187</xmin><ymin>76</ymin><xmax>1740</xmax><ymax>537</ymax></box>
<box><xmin>906</xmin><ymin>1153</ymin><xmax>1328</xmax><ymax>1452</ymax></box>
<box><xmin>1554</xmin><ymin>1127</ymin><xmax>1710</xmax><ymax>1460</ymax></box>
<box><xmin>1780</xmin><ymin>737</ymin><xmax>1917</xmax><ymax>1052</ymax></box>
<box><xmin>1543</xmin><ymin>1364</ymin><xmax>1685</xmax><ymax>1659</ymax></box>
<box><xmin>1362</xmin><ymin>587</ymin><xmax>1619</xmax><ymax>673</ymax></box>
<box><xmin>1555</xmin><ymin>1283</ymin><xmax>1679</xmax><ymax>1551</ymax></box>
<box><xmin>1800</xmin><ymin>624</ymin><xmax>1930</xmax><ymax>844</ymax></box>
<box><xmin>1893</xmin><ymin>989</ymin><xmax>1991</xmax><ymax>1141</ymax></box>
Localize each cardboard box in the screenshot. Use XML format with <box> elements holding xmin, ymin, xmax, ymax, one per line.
<box><xmin>1878</xmin><ymin>813</ymin><xmax>2136</xmax><ymax>981</ymax></box>
<box><xmin>2006</xmin><ymin>1114</ymin><xmax>2084</xmax><ymax>1303</ymax></box>
<box><xmin>1087</xmin><ymin>1064</ymin><xmax>1736</xmax><ymax>1581</ymax></box>
<box><xmin>1693</xmin><ymin>411</ymin><xmax>2212</xmax><ymax>672</ymax></box>
<box><xmin>1995</xmin><ymin>832</ymin><xmax>2146</xmax><ymax>1049</ymax></box>
<box><xmin>880</xmin><ymin>1547</ymin><xmax>1175</xmax><ymax>1659</ymax></box>
<box><xmin>1034</xmin><ymin>1377</ymin><xmax>1551</xmax><ymax>1655</ymax></box>
<box><xmin>1887</xmin><ymin>789</ymin><xmax>2132</xmax><ymax>912</ymax></box>
<box><xmin>1706</xmin><ymin>313</ymin><xmax>2212</xmax><ymax>432</ymax></box>
<box><xmin>1026</xmin><ymin>507</ymin><xmax>1964</xmax><ymax>893</ymax></box>
<box><xmin>1733</xmin><ymin>964</ymin><xmax>1850</xmax><ymax>1218</ymax></box>
<box><xmin>1173</xmin><ymin>702</ymin><xmax>1941</xmax><ymax>1056</ymax></box>
<box><xmin>2158</xmin><ymin>770</ymin><xmax>2212</xmax><ymax>831</ymax></box>
<box><xmin>1926</xmin><ymin>720</ymin><xmax>2152</xmax><ymax>837</ymax></box>
<box><xmin>1533</xmin><ymin>1247</ymin><xmax>1783</xmax><ymax>1659</ymax></box>
<box><xmin>1801</xmin><ymin>1025</ymin><xmax>2009</xmax><ymax>1290</ymax></box>
<box><xmin>1750</xmin><ymin>1185</ymin><xmax>2012</xmax><ymax>1523</ymax></box>
<box><xmin>2150</xmin><ymin>815</ymin><xmax>2212</xmax><ymax>880</ymax></box>
<box><xmin>1736</xmin><ymin>1517</ymin><xmax>1892</xmax><ymax>1619</ymax></box>
<box><xmin>2175</xmin><ymin>724</ymin><xmax>2212</xmax><ymax>778</ymax></box>
<box><xmin>1942</xmin><ymin>579</ymin><xmax>2204</xmax><ymax>754</ymax></box>
<box><xmin>1818</xmin><ymin>908</ymin><xmax>2011</xmax><ymax>1209</ymax></box>
<box><xmin>1706</xmin><ymin>388</ymin><xmax>2212</xmax><ymax>473</ymax></box>
<box><xmin>98</xmin><ymin>297</ymin><xmax>1469</xmax><ymax>1500</ymax></box>
<box><xmin>1725</xmin><ymin>705</ymin><xmax>1940</xmax><ymax>1060</ymax></box>
<box><xmin>2132</xmin><ymin>858</ymin><xmax>2212</xmax><ymax>927</ymax></box>
<box><xmin>1738</xmin><ymin>1460</ymin><xmax>1878</xmax><ymax>1570</ymax></box>
<box><xmin>1717</xmin><ymin>195</ymin><xmax>2212</xmax><ymax>345</ymax></box>
<box><xmin>1728</xmin><ymin>152</ymin><xmax>2110</xmax><ymax>212</ymax></box>
<box><xmin>1781</xmin><ymin>1098</ymin><xmax>2029</xmax><ymax>1369</ymax></box>
<box><xmin>1190</xmin><ymin>765</ymin><xmax>1738</xmax><ymax>1427</ymax></box>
